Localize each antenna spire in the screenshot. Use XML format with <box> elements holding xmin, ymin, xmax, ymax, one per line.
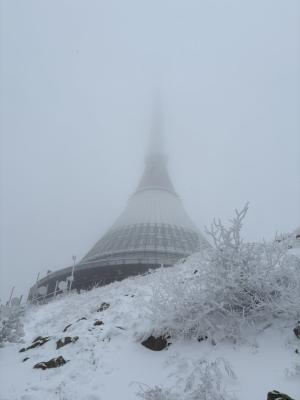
<box><xmin>148</xmin><ymin>96</ymin><xmax>165</xmax><ymax>156</ymax></box>
<box><xmin>135</xmin><ymin>98</ymin><xmax>175</xmax><ymax>194</ymax></box>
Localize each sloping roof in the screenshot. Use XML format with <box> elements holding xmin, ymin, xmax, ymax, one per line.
<box><xmin>111</xmin><ymin>189</ymin><xmax>197</xmax><ymax>231</ymax></box>
<box><xmin>80</xmin><ymin>112</ymin><xmax>209</xmax><ymax>266</ymax></box>
<box><xmin>135</xmin><ymin>154</ymin><xmax>176</xmax><ymax>195</ymax></box>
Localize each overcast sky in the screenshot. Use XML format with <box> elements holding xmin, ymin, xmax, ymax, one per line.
<box><xmin>0</xmin><ymin>0</ymin><xmax>299</xmax><ymax>302</ymax></box>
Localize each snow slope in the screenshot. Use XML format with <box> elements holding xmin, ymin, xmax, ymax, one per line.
<box><xmin>0</xmin><ymin>268</ymin><xmax>299</xmax><ymax>400</ymax></box>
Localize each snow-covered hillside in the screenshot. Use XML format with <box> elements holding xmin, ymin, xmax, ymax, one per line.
<box><xmin>1</xmin><ymin>212</ymin><xmax>299</xmax><ymax>400</ymax></box>
<box><xmin>0</xmin><ymin>266</ymin><xmax>299</xmax><ymax>400</ymax></box>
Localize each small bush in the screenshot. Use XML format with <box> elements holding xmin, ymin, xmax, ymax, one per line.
<box><xmin>0</xmin><ymin>305</ymin><xmax>25</xmax><ymax>346</ymax></box>
<box><xmin>135</xmin><ymin>358</ymin><xmax>236</xmax><ymax>400</ymax></box>
<box><xmin>143</xmin><ymin>205</ymin><xmax>300</xmax><ymax>343</ymax></box>
<box><xmin>136</xmin><ymin>385</ymin><xmax>176</xmax><ymax>400</ymax></box>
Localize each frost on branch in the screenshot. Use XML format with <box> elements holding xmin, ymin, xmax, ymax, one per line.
<box><xmin>136</xmin><ymin>385</ymin><xmax>176</xmax><ymax>400</ymax></box>
<box><xmin>142</xmin><ymin>204</ymin><xmax>300</xmax><ymax>343</ymax></box>
<box><xmin>135</xmin><ymin>358</ymin><xmax>236</xmax><ymax>400</ymax></box>
<box><xmin>0</xmin><ymin>305</ymin><xmax>25</xmax><ymax>346</ymax></box>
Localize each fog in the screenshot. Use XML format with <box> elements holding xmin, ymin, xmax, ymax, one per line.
<box><xmin>0</xmin><ymin>0</ymin><xmax>299</xmax><ymax>302</ymax></box>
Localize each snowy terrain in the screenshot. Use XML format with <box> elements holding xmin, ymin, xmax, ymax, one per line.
<box><xmin>0</xmin><ymin>267</ymin><xmax>299</xmax><ymax>400</ymax></box>
<box><xmin>1</xmin><ymin>219</ymin><xmax>299</xmax><ymax>400</ymax></box>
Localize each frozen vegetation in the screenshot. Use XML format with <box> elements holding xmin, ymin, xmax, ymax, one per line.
<box><xmin>0</xmin><ymin>305</ymin><xmax>25</xmax><ymax>347</ymax></box>
<box><xmin>143</xmin><ymin>205</ymin><xmax>300</xmax><ymax>343</ymax></box>
<box><xmin>0</xmin><ymin>207</ymin><xmax>300</xmax><ymax>400</ymax></box>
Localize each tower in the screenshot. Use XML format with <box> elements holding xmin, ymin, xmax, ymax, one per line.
<box><xmin>78</xmin><ymin>107</ymin><xmax>209</xmax><ymax>274</ymax></box>
<box><xmin>28</xmin><ymin>109</ymin><xmax>210</xmax><ymax>300</ymax></box>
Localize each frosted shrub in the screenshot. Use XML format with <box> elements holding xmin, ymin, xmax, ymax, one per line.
<box><xmin>136</xmin><ymin>358</ymin><xmax>236</xmax><ymax>400</ymax></box>
<box><xmin>0</xmin><ymin>305</ymin><xmax>25</xmax><ymax>346</ymax></box>
<box><xmin>178</xmin><ymin>358</ymin><xmax>236</xmax><ymax>400</ymax></box>
<box><xmin>136</xmin><ymin>385</ymin><xmax>176</xmax><ymax>400</ymax></box>
<box><xmin>285</xmin><ymin>363</ymin><xmax>300</xmax><ymax>379</ymax></box>
<box><xmin>144</xmin><ymin>205</ymin><xmax>300</xmax><ymax>343</ymax></box>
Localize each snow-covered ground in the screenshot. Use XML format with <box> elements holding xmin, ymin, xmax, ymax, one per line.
<box><xmin>0</xmin><ymin>268</ymin><xmax>299</xmax><ymax>400</ymax></box>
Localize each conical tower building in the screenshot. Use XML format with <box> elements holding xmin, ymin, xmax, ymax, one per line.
<box><xmin>28</xmin><ymin>111</ymin><xmax>210</xmax><ymax>300</ymax></box>
<box><xmin>79</xmin><ymin>119</ymin><xmax>208</xmax><ymax>270</ymax></box>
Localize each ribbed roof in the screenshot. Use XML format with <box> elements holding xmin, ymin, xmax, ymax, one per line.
<box><xmin>110</xmin><ymin>121</ymin><xmax>199</xmax><ymax>232</ymax></box>
<box><xmin>80</xmin><ymin>110</ymin><xmax>209</xmax><ymax>266</ymax></box>
<box><xmin>111</xmin><ymin>189</ymin><xmax>197</xmax><ymax>232</ymax></box>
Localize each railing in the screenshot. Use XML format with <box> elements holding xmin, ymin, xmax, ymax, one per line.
<box><xmin>29</xmin><ymin>262</ymin><xmax>163</xmax><ymax>304</ymax></box>
<box><xmin>29</xmin><ymin>254</ymin><xmax>186</xmax><ymax>303</ymax></box>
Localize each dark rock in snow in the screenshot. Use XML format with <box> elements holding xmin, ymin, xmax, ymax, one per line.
<box><xmin>32</xmin><ymin>336</ymin><xmax>44</xmax><ymax>343</ymax></box>
<box><xmin>63</xmin><ymin>318</ymin><xmax>87</xmax><ymax>332</ymax></box>
<box><xmin>293</xmin><ymin>325</ymin><xmax>300</xmax><ymax>339</ymax></box>
<box><xmin>116</xmin><ymin>326</ymin><xmax>126</xmax><ymax>330</ymax></box>
<box><xmin>22</xmin><ymin>357</ymin><xmax>30</xmax><ymax>362</ymax></box>
<box><xmin>295</xmin><ymin>349</ymin><xmax>299</xmax><ymax>354</ymax></box>
<box><xmin>56</xmin><ymin>336</ymin><xmax>79</xmax><ymax>349</ymax></box>
<box><xmin>141</xmin><ymin>335</ymin><xmax>171</xmax><ymax>351</ymax></box>
<box><xmin>19</xmin><ymin>336</ymin><xmax>50</xmax><ymax>353</ymax></box>
<box><xmin>63</xmin><ymin>324</ymin><xmax>72</xmax><ymax>333</ymax></box>
<box><xmin>27</xmin><ymin>337</ymin><xmax>50</xmax><ymax>350</ymax></box>
<box><xmin>97</xmin><ymin>303</ymin><xmax>110</xmax><ymax>312</ymax></box>
<box><xmin>34</xmin><ymin>356</ymin><xmax>68</xmax><ymax>370</ymax></box>
<box><xmin>197</xmin><ymin>336</ymin><xmax>208</xmax><ymax>343</ymax></box>
<box><xmin>94</xmin><ymin>320</ymin><xmax>104</xmax><ymax>327</ymax></box>
<box><xmin>267</xmin><ymin>390</ymin><xmax>295</xmax><ymax>400</ymax></box>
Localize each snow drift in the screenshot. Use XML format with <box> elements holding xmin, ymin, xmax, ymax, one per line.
<box><xmin>0</xmin><ymin>207</ymin><xmax>299</xmax><ymax>400</ymax></box>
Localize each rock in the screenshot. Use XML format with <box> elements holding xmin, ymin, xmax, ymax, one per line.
<box><xmin>97</xmin><ymin>303</ymin><xmax>110</xmax><ymax>312</ymax></box>
<box><xmin>94</xmin><ymin>320</ymin><xmax>104</xmax><ymax>327</ymax></box>
<box><xmin>141</xmin><ymin>335</ymin><xmax>171</xmax><ymax>351</ymax></box>
<box><xmin>56</xmin><ymin>336</ymin><xmax>79</xmax><ymax>350</ymax></box>
<box><xmin>22</xmin><ymin>357</ymin><xmax>30</xmax><ymax>362</ymax></box>
<box><xmin>32</xmin><ymin>336</ymin><xmax>44</xmax><ymax>343</ymax></box>
<box><xmin>197</xmin><ymin>336</ymin><xmax>208</xmax><ymax>343</ymax></box>
<box><xmin>293</xmin><ymin>325</ymin><xmax>300</xmax><ymax>339</ymax></box>
<box><xmin>34</xmin><ymin>356</ymin><xmax>68</xmax><ymax>370</ymax></box>
<box><xmin>267</xmin><ymin>390</ymin><xmax>295</xmax><ymax>400</ymax></box>
<box><xmin>19</xmin><ymin>336</ymin><xmax>50</xmax><ymax>353</ymax></box>
<box><xmin>76</xmin><ymin>317</ymin><xmax>87</xmax><ymax>322</ymax></box>
<box><xmin>63</xmin><ymin>324</ymin><xmax>72</xmax><ymax>333</ymax></box>
<box><xmin>116</xmin><ymin>326</ymin><xmax>126</xmax><ymax>330</ymax></box>
<box><xmin>63</xmin><ymin>318</ymin><xmax>86</xmax><ymax>332</ymax></box>
<box><xmin>27</xmin><ymin>336</ymin><xmax>50</xmax><ymax>350</ymax></box>
<box><xmin>295</xmin><ymin>349</ymin><xmax>299</xmax><ymax>354</ymax></box>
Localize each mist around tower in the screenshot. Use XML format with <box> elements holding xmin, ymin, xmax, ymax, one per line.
<box><xmin>0</xmin><ymin>1</ymin><xmax>300</xmax><ymax>400</ymax></box>
<box><xmin>1</xmin><ymin>112</ymin><xmax>299</xmax><ymax>400</ymax></box>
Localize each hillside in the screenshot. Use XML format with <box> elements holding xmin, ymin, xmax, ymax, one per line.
<box><xmin>0</xmin><ymin>262</ymin><xmax>299</xmax><ymax>400</ymax></box>
<box><xmin>1</xmin><ymin>213</ymin><xmax>300</xmax><ymax>400</ymax></box>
